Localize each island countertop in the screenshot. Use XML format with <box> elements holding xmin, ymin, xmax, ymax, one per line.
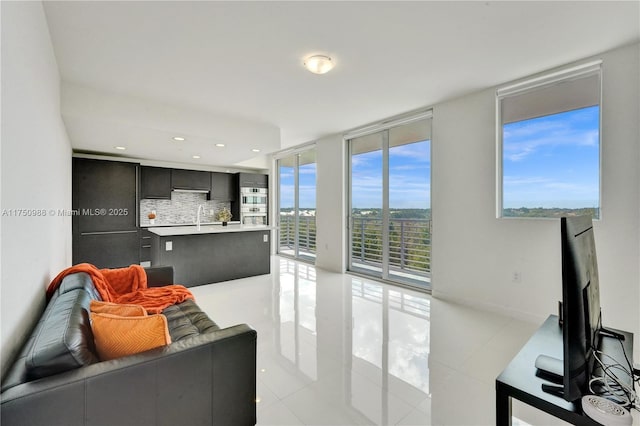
<box><xmin>147</xmin><ymin>224</ymin><xmax>272</xmax><ymax>237</ymax></box>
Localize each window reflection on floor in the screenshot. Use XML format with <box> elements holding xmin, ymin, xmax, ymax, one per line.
<box><xmin>191</xmin><ymin>256</ymin><xmax>549</xmax><ymax>425</ymax></box>
<box><xmin>273</xmin><ymin>259</ymin><xmax>432</xmax><ymax>424</ymax></box>
<box><xmin>277</xmin><ymin>260</ymin><xmax>318</xmax><ymax>381</ymax></box>
<box><xmin>350</xmin><ymin>278</ymin><xmax>430</xmax><ymax>424</ymax></box>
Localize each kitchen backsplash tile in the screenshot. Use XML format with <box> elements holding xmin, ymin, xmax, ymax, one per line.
<box><xmin>140</xmin><ymin>192</ymin><xmax>231</xmax><ymax>226</ymax></box>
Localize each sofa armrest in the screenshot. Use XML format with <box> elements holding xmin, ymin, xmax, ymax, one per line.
<box><xmin>1</xmin><ymin>324</ymin><xmax>257</xmax><ymax>426</ymax></box>
<box><xmin>144</xmin><ymin>265</ymin><xmax>174</xmax><ymax>287</ymax></box>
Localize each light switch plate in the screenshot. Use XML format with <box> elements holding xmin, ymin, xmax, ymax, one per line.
<box><xmin>165</xmin><ymin>241</ymin><xmax>173</xmax><ymax>251</ymax></box>
<box><xmin>263</xmin><ymin>234</ymin><xmax>268</xmax><ymax>243</ymax></box>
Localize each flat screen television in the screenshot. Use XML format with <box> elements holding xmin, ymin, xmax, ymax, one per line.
<box><xmin>560</xmin><ymin>215</ymin><xmax>602</xmax><ymax>402</ymax></box>
<box><xmin>537</xmin><ymin>216</ymin><xmax>625</xmax><ymax>401</ymax></box>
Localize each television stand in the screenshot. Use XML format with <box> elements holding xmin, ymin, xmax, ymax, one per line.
<box><xmin>496</xmin><ymin>315</ymin><xmax>634</xmax><ymax>426</ymax></box>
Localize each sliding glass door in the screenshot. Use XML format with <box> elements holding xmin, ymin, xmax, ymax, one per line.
<box><xmin>348</xmin><ymin>115</ymin><xmax>432</xmax><ymax>289</ymax></box>
<box><xmin>277</xmin><ymin>148</ymin><xmax>317</xmax><ymax>262</ymax></box>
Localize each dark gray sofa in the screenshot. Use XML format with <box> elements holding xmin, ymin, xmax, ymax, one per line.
<box><xmin>0</xmin><ymin>266</ymin><xmax>257</xmax><ymax>426</ymax></box>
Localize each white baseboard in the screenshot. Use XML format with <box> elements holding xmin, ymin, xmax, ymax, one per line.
<box><xmin>431</xmin><ymin>289</ymin><xmax>548</xmax><ymax>325</ymax></box>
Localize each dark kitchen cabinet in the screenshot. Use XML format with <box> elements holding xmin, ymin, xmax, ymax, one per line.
<box><xmin>150</xmin><ymin>230</ymin><xmax>270</xmax><ymax>286</ymax></box>
<box><xmin>139</xmin><ymin>229</ymin><xmax>153</xmax><ymax>264</ymax></box>
<box><xmin>72</xmin><ymin>158</ymin><xmax>140</xmax><ymax>267</ymax></box>
<box><xmin>238</xmin><ymin>172</ymin><xmax>268</xmax><ymax>189</ymax></box>
<box><xmin>140</xmin><ymin>166</ymin><xmax>171</xmax><ymax>199</ymax></box>
<box><xmin>210</xmin><ymin>172</ymin><xmax>236</xmax><ymax>201</ymax></box>
<box><xmin>171</xmin><ymin>169</ymin><xmax>211</xmax><ymax>192</ymax></box>
<box><xmin>73</xmin><ymin>158</ymin><xmax>138</xmax><ymax>233</ymax></box>
<box><xmin>74</xmin><ymin>232</ymin><xmax>140</xmax><ymax>269</ymax></box>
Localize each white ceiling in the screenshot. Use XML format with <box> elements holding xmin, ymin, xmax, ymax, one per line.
<box><xmin>42</xmin><ymin>1</ymin><xmax>640</xmax><ymax>169</ymax></box>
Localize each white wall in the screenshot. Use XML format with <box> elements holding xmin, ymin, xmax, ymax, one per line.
<box><xmin>1</xmin><ymin>1</ymin><xmax>72</xmax><ymax>377</ymax></box>
<box><xmin>431</xmin><ymin>43</ymin><xmax>640</xmax><ymax>360</ymax></box>
<box><xmin>302</xmin><ymin>46</ymin><xmax>639</xmax><ymax>365</ymax></box>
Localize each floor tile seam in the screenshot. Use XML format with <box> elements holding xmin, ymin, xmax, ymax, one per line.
<box><xmin>348</xmin><ymin>363</ymin><xmax>430</xmax><ymax>412</ymax></box>
<box><xmin>398</xmin><ymin>391</ymin><xmax>432</xmax><ymax>414</ymax></box>
<box><xmin>283</xmin><ymin>387</ymin><xmax>385</xmax><ymax>426</ymax></box>
<box><xmin>255</xmin><ymin>378</ymin><xmax>280</xmax><ymax>411</ymax></box>
<box><xmin>393</xmin><ymin>406</ymin><xmax>429</xmax><ymax>426</ymax></box>
<box><xmin>443</xmin><ymin>366</ymin><xmax>493</xmax><ymax>393</ymax></box>
<box><xmin>433</xmin><ymin>317</ymin><xmax>515</xmax><ymax>374</ymax></box>
<box><xmin>277</xmin><ymin>384</ymin><xmax>337</xmax><ymax>425</ymax></box>
<box><xmin>272</xmin><ymin>373</ymin><xmax>318</xmax><ymax>401</ymax></box>
<box><xmin>384</xmin><ymin>393</ymin><xmax>432</xmax><ymax>419</ymax></box>
<box><xmin>255</xmin><ymin>371</ymin><xmax>305</xmax><ymax>401</ymax></box>
<box><xmin>455</xmin><ymin>318</ymin><xmax>531</xmax><ymax>385</ymax></box>
<box><xmin>257</xmin><ymin>400</ymin><xmax>307</xmax><ymax>426</ymax></box>
<box><xmin>383</xmin><ymin>374</ymin><xmax>431</xmax><ymax>412</ymax></box>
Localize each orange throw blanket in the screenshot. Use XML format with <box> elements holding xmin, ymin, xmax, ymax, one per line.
<box><xmin>47</xmin><ymin>263</ymin><xmax>194</xmax><ymax>314</ymax></box>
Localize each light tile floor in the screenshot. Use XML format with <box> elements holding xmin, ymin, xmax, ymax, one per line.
<box><xmin>189</xmin><ymin>256</ymin><xmax>608</xmax><ymax>425</ymax></box>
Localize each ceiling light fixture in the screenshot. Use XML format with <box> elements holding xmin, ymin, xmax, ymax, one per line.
<box><xmin>304</xmin><ymin>55</ymin><xmax>334</xmax><ymax>74</ymax></box>
<box><xmin>173</xmin><ymin>136</ymin><xmax>185</xmax><ymax>141</ymax></box>
<box><xmin>192</xmin><ymin>155</ymin><xmax>201</xmax><ymax>159</ymax></box>
<box><xmin>114</xmin><ymin>146</ymin><xmax>126</xmax><ymax>150</ymax></box>
<box><xmin>215</xmin><ymin>143</ymin><xmax>225</xmax><ymax>147</ymax></box>
<box><xmin>251</xmin><ymin>149</ymin><xmax>261</xmax><ymax>153</ymax></box>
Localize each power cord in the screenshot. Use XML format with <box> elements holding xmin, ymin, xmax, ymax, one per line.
<box><xmin>589</xmin><ymin>342</ymin><xmax>638</xmax><ymax>412</ymax></box>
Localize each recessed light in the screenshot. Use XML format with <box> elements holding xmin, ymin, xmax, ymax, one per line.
<box><xmin>114</xmin><ymin>146</ymin><xmax>126</xmax><ymax>150</ymax></box>
<box><xmin>215</xmin><ymin>143</ymin><xmax>225</xmax><ymax>147</ymax></box>
<box><xmin>192</xmin><ymin>155</ymin><xmax>201</xmax><ymax>159</ymax></box>
<box><xmin>173</xmin><ymin>136</ymin><xmax>185</xmax><ymax>141</ymax></box>
<box><xmin>251</xmin><ymin>149</ymin><xmax>261</xmax><ymax>153</ymax></box>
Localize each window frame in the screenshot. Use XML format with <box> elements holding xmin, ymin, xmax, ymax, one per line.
<box><xmin>496</xmin><ymin>60</ymin><xmax>603</xmax><ymax>219</ymax></box>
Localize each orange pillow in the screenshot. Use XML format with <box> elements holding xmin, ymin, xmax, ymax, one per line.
<box><xmin>90</xmin><ymin>300</ymin><xmax>147</xmax><ymax>317</ymax></box>
<box><xmin>91</xmin><ymin>312</ymin><xmax>171</xmax><ymax>361</ymax></box>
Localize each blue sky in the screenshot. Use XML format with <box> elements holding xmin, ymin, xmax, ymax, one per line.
<box><xmin>279</xmin><ymin>162</ymin><xmax>316</xmax><ymax>209</ymax></box>
<box><xmin>280</xmin><ymin>106</ymin><xmax>596</xmax><ymax>212</ymax></box>
<box><xmin>502</xmin><ymin>105</ymin><xmax>599</xmax><ymax>209</ymax></box>
<box><xmin>279</xmin><ymin>140</ymin><xmax>430</xmax><ymax>210</ymax></box>
<box><xmin>352</xmin><ymin>140</ymin><xmax>430</xmax><ymax>209</ymax></box>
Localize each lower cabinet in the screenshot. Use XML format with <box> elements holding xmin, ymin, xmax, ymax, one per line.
<box><xmin>150</xmin><ymin>231</ymin><xmax>270</xmax><ymax>286</ymax></box>
<box><xmin>139</xmin><ymin>229</ymin><xmax>153</xmax><ymax>266</ymax></box>
<box><xmin>73</xmin><ymin>231</ymin><xmax>140</xmax><ymax>268</ymax></box>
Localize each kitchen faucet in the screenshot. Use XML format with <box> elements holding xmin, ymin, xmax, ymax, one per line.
<box><xmin>196</xmin><ymin>204</ymin><xmax>205</xmax><ymax>231</ymax></box>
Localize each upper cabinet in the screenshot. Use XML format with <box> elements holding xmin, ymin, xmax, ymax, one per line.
<box><xmin>238</xmin><ymin>172</ymin><xmax>268</xmax><ymax>188</ymax></box>
<box><xmin>171</xmin><ymin>169</ymin><xmax>211</xmax><ymax>192</ymax></box>
<box><xmin>139</xmin><ymin>166</ymin><xmax>264</xmax><ymax>200</ymax></box>
<box><xmin>140</xmin><ymin>166</ymin><xmax>171</xmax><ymax>199</ymax></box>
<box><xmin>211</xmin><ymin>172</ymin><xmax>236</xmax><ymax>201</ymax></box>
<box><xmin>73</xmin><ymin>158</ymin><xmax>138</xmax><ymax>233</ymax></box>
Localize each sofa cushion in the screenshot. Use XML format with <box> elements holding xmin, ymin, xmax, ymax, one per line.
<box><xmin>162</xmin><ymin>299</ymin><xmax>220</xmax><ymax>341</ymax></box>
<box><xmin>90</xmin><ymin>300</ymin><xmax>147</xmax><ymax>317</ymax></box>
<box><xmin>91</xmin><ymin>312</ymin><xmax>172</xmax><ymax>361</ymax></box>
<box><xmin>25</xmin><ymin>289</ymin><xmax>99</xmax><ymax>380</ymax></box>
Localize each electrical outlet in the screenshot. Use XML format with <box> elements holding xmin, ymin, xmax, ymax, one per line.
<box><xmin>512</xmin><ymin>271</ymin><xmax>522</xmax><ymax>283</ymax></box>
<box><xmin>263</xmin><ymin>234</ymin><xmax>268</xmax><ymax>243</ymax></box>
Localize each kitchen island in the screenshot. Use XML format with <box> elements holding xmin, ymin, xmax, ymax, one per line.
<box><xmin>148</xmin><ymin>224</ymin><xmax>271</xmax><ymax>287</ymax></box>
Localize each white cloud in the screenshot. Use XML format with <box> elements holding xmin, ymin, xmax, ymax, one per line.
<box><xmin>503</xmin><ymin>111</ymin><xmax>599</xmax><ymax>162</ymax></box>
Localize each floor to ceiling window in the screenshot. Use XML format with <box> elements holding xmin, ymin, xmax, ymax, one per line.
<box><xmin>277</xmin><ymin>147</ymin><xmax>317</xmax><ymax>262</ymax></box>
<box><xmin>348</xmin><ymin>112</ymin><xmax>432</xmax><ymax>290</ymax></box>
